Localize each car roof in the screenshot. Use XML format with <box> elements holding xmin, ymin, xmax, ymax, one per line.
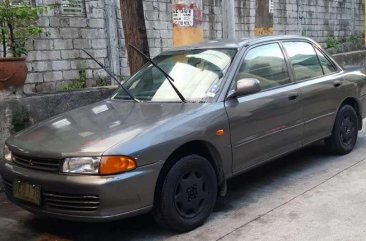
<box><xmin>163</xmin><ymin>35</ymin><xmax>318</xmax><ymax>53</ymax></box>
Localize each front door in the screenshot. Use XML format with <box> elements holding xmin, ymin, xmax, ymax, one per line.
<box><xmin>225</xmin><ymin>42</ymin><xmax>303</xmax><ymax>173</ymax></box>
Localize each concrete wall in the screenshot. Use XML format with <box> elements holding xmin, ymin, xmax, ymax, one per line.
<box><xmin>24</xmin><ymin>0</ymin><xmax>113</xmax><ymax>93</ymax></box>
<box><xmin>333</xmin><ymin>50</ymin><xmax>366</xmax><ymax>67</ymax></box>
<box><xmin>143</xmin><ymin>0</ymin><xmax>174</xmax><ymax>58</ymax></box>
<box><xmin>235</xmin><ymin>0</ymin><xmax>256</xmax><ymax>38</ymax></box>
<box><xmin>143</xmin><ymin>0</ymin><xmax>225</xmax><ymax>56</ymax></box>
<box><xmin>203</xmin><ymin>0</ymin><xmax>224</xmax><ymax>40</ymax></box>
<box><xmin>16</xmin><ymin>0</ymin><xmax>365</xmax><ymax>93</ymax></box>
<box><xmin>272</xmin><ymin>0</ymin><xmax>364</xmax><ymax>42</ymax></box>
<box><xmin>142</xmin><ymin>0</ymin><xmax>365</xmax><ymax>60</ymax></box>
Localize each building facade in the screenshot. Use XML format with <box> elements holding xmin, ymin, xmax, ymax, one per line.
<box><xmin>24</xmin><ymin>0</ymin><xmax>364</xmax><ymax>93</ymax></box>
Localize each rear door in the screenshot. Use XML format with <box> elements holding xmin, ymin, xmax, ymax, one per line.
<box><xmin>225</xmin><ymin>42</ymin><xmax>303</xmax><ymax>173</ymax></box>
<box><xmin>282</xmin><ymin>41</ymin><xmax>343</xmax><ymax>145</ymax></box>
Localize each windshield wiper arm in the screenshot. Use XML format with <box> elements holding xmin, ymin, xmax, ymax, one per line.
<box><xmin>81</xmin><ymin>49</ymin><xmax>140</xmax><ymax>103</ymax></box>
<box><xmin>128</xmin><ymin>44</ymin><xmax>186</xmax><ymax>103</ymax></box>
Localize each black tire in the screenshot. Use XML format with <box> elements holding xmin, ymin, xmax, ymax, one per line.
<box><xmin>153</xmin><ymin>155</ymin><xmax>217</xmax><ymax>232</ymax></box>
<box><xmin>325</xmin><ymin>105</ymin><xmax>358</xmax><ymax>155</ymax></box>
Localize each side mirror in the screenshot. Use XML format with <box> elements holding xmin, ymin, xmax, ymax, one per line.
<box><xmin>228</xmin><ymin>78</ymin><xmax>261</xmax><ymax>98</ymax></box>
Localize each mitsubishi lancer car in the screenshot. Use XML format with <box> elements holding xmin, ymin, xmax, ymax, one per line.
<box><xmin>1</xmin><ymin>36</ymin><xmax>366</xmax><ymax>232</ymax></box>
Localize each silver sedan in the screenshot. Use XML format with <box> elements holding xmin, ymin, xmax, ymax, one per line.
<box><xmin>1</xmin><ymin>36</ymin><xmax>366</xmax><ymax>232</ymax></box>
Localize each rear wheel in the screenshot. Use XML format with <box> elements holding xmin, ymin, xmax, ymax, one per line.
<box><xmin>153</xmin><ymin>155</ymin><xmax>217</xmax><ymax>232</ymax></box>
<box><xmin>325</xmin><ymin>105</ymin><xmax>358</xmax><ymax>155</ymax></box>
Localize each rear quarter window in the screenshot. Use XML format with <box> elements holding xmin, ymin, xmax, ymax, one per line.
<box><xmin>315</xmin><ymin>48</ymin><xmax>337</xmax><ymax>75</ymax></box>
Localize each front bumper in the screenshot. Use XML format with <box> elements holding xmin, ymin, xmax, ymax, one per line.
<box><xmin>0</xmin><ymin>160</ymin><xmax>162</xmax><ymax>222</ymax></box>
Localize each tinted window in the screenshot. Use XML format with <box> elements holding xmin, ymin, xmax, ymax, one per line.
<box><xmin>283</xmin><ymin>42</ymin><xmax>323</xmax><ymax>81</ymax></box>
<box><xmin>315</xmin><ymin>49</ymin><xmax>337</xmax><ymax>75</ymax></box>
<box><xmin>236</xmin><ymin>43</ymin><xmax>291</xmax><ymax>90</ymax></box>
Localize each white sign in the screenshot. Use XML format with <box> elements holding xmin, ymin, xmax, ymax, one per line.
<box><xmin>173</xmin><ymin>8</ymin><xmax>194</xmax><ymax>27</ymax></box>
<box><xmin>269</xmin><ymin>0</ymin><xmax>274</xmax><ymax>13</ymax></box>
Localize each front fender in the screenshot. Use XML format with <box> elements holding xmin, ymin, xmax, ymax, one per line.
<box><xmin>103</xmin><ymin>102</ymin><xmax>233</xmax><ymax>179</ymax></box>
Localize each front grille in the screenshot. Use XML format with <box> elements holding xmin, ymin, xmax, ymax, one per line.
<box><xmin>12</xmin><ymin>154</ymin><xmax>61</xmax><ymax>173</ymax></box>
<box><xmin>43</xmin><ymin>191</ymin><xmax>100</xmax><ymax>212</ymax></box>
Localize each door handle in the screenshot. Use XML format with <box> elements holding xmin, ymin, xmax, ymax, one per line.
<box><xmin>288</xmin><ymin>93</ymin><xmax>299</xmax><ymax>101</ymax></box>
<box><xmin>333</xmin><ymin>80</ymin><xmax>342</xmax><ymax>88</ymax></box>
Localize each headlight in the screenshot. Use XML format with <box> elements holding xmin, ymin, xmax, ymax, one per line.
<box><xmin>62</xmin><ymin>157</ymin><xmax>100</xmax><ymax>174</ymax></box>
<box><xmin>3</xmin><ymin>145</ymin><xmax>12</xmax><ymax>162</ymax></box>
<box><xmin>62</xmin><ymin>156</ymin><xmax>137</xmax><ymax>175</ymax></box>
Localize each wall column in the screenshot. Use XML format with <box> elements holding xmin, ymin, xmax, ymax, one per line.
<box><xmin>223</xmin><ymin>0</ymin><xmax>236</xmax><ymax>39</ymax></box>
<box><xmin>105</xmin><ymin>0</ymin><xmax>121</xmax><ymax>79</ymax></box>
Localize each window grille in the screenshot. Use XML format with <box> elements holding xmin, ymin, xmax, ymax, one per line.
<box><xmin>61</xmin><ymin>0</ymin><xmax>85</xmax><ymax>16</ymax></box>
<box><xmin>7</xmin><ymin>0</ymin><xmax>34</xmax><ymax>6</ymax></box>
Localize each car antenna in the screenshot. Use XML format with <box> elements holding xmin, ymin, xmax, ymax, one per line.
<box><xmin>81</xmin><ymin>49</ymin><xmax>140</xmax><ymax>103</ymax></box>
<box><xmin>128</xmin><ymin>44</ymin><xmax>186</xmax><ymax>103</ymax></box>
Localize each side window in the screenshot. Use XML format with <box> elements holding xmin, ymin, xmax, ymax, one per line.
<box><xmin>236</xmin><ymin>43</ymin><xmax>291</xmax><ymax>91</ymax></box>
<box><xmin>315</xmin><ymin>49</ymin><xmax>337</xmax><ymax>75</ymax></box>
<box><xmin>283</xmin><ymin>42</ymin><xmax>323</xmax><ymax>81</ymax></box>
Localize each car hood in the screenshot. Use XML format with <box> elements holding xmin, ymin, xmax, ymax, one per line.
<box><xmin>6</xmin><ymin>100</ymin><xmax>206</xmax><ymax>158</ymax></box>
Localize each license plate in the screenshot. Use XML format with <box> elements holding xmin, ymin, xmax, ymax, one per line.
<box><xmin>13</xmin><ymin>181</ymin><xmax>41</xmax><ymax>206</ymax></box>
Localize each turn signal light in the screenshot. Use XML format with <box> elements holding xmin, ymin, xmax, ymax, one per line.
<box><xmin>216</xmin><ymin>129</ymin><xmax>224</xmax><ymax>136</ymax></box>
<box><xmin>99</xmin><ymin>156</ymin><xmax>137</xmax><ymax>175</ymax></box>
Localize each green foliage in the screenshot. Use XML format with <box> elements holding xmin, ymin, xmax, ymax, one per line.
<box><xmin>63</xmin><ymin>68</ymin><xmax>87</xmax><ymax>91</ymax></box>
<box><xmin>63</xmin><ymin>81</ymin><xmax>85</xmax><ymax>91</ymax></box>
<box><xmin>0</xmin><ymin>0</ymin><xmax>48</xmax><ymax>57</ymax></box>
<box><xmin>326</xmin><ymin>36</ymin><xmax>341</xmax><ymax>49</ymax></box>
<box><xmin>96</xmin><ymin>76</ymin><xmax>109</xmax><ymax>87</ymax></box>
<box><xmin>348</xmin><ymin>35</ymin><xmax>360</xmax><ymax>45</ymax></box>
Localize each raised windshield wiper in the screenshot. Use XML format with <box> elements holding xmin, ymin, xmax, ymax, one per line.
<box><xmin>129</xmin><ymin>44</ymin><xmax>186</xmax><ymax>103</ymax></box>
<box><xmin>81</xmin><ymin>49</ymin><xmax>140</xmax><ymax>103</ymax></box>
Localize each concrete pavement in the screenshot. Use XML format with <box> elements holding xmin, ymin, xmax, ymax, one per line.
<box><xmin>1</xmin><ymin>121</ymin><xmax>366</xmax><ymax>241</ymax></box>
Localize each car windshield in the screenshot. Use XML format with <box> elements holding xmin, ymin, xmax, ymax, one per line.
<box><xmin>113</xmin><ymin>48</ymin><xmax>237</xmax><ymax>102</ymax></box>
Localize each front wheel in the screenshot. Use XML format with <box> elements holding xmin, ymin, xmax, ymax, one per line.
<box><xmin>153</xmin><ymin>155</ymin><xmax>217</xmax><ymax>232</ymax></box>
<box><xmin>325</xmin><ymin>105</ymin><xmax>358</xmax><ymax>155</ymax></box>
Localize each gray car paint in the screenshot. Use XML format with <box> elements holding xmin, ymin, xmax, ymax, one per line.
<box><xmin>1</xmin><ymin>36</ymin><xmax>366</xmax><ymax>221</ymax></box>
<box><xmin>226</xmin><ymin>83</ymin><xmax>304</xmax><ymax>173</ymax></box>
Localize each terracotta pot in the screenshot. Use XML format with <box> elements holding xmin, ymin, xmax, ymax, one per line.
<box><xmin>0</xmin><ymin>57</ymin><xmax>28</xmax><ymax>90</ymax></box>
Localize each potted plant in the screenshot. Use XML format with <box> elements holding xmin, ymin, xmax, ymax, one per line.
<box><xmin>0</xmin><ymin>0</ymin><xmax>47</xmax><ymax>90</ymax></box>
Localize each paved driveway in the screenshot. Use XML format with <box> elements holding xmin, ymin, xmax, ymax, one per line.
<box><xmin>1</xmin><ymin>120</ymin><xmax>366</xmax><ymax>241</ymax></box>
